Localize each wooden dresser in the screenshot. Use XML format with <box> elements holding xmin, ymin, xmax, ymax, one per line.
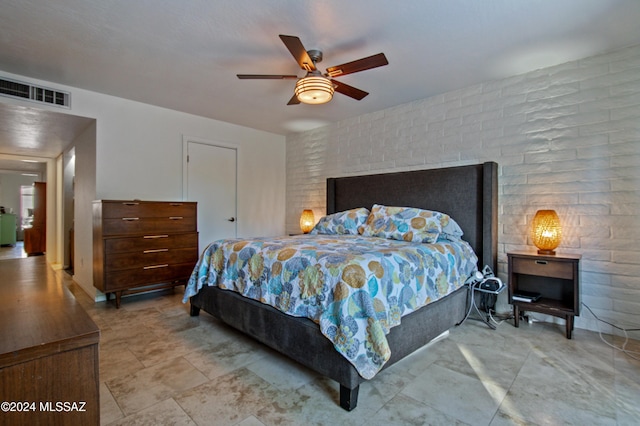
<box><xmin>0</xmin><ymin>257</ymin><xmax>100</xmax><ymax>425</ymax></box>
<box><xmin>93</xmin><ymin>200</ymin><xmax>198</xmax><ymax>308</ymax></box>
<box><xmin>24</xmin><ymin>181</ymin><xmax>47</xmax><ymax>255</ymax></box>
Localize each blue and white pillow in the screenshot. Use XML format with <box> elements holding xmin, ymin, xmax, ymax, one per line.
<box><xmin>359</xmin><ymin>204</ymin><xmax>449</xmax><ymax>243</ymax></box>
<box><xmin>310</xmin><ymin>207</ymin><xmax>370</xmax><ymax>235</ymax></box>
<box><xmin>442</xmin><ymin>216</ymin><xmax>464</xmax><ymax>239</ymax></box>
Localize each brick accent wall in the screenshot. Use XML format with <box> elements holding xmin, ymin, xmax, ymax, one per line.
<box><xmin>286</xmin><ymin>44</ymin><xmax>640</xmax><ymax>337</ymax></box>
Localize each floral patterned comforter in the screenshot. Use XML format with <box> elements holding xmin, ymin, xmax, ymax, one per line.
<box><xmin>183</xmin><ymin>234</ymin><xmax>478</xmax><ymax>379</ymax></box>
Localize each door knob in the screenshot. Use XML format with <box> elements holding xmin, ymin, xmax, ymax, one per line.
<box><xmin>228</xmin><ymin>217</ymin><xmax>235</xmax><ymax>222</ymax></box>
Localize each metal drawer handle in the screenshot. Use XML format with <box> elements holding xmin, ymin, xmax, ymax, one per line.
<box><xmin>144</xmin><ymin>264</ymin><xmax>169</xmax><ymax>270</ymax></box>
<box><xmin>122</xmin><ymin>202</ymin><xmax>139</xmax><ymax>206</ymax></box>
<box><xmin>170</xmin><ymin>203</ymin><xmax>183</xmax><ymax>206</ymax></box>
<box><xmin>169</xmin><ymin>216</ymin><xmax>184</xmax><ymax>220</ymax></box>
<box><xmin>144</xmin><ymin>249</ymin><xmax>168</xmax><ymax>253</ymax></box>
<box><xmin>144</xmin><ymin>235</ymin><xmax>168</xmax><ymax>239</ymax></box>
<box><xmin>122</xmin><ymin>217</ymin><xmax>139</xmax><ymax>221</ymax></box>
<box><xmin>535</xmin><ymin>260</ymin><xmax>548</xmax><ymax>265</ymax></box>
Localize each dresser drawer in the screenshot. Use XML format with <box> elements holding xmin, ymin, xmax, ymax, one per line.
<box><xmin>105</xmin><ymin>262</ymin><xmax>196</xmax><ymax>290</ymax></box>
<box><xmin>105</xmin><ymin>247</ymin><xmax>198</xmax><ymax>271</ymax></box>
<box><xmin>105</xmin><ymin>232</ymin><xmax>198</xmax><ymax>253</ymax></box>
<box><xmin>101</xmin><ymin>201</ymin><xmax>196</xmax><ymax>219</ymax></box>
<box><xmin>103</xmin><ymin>216</ymin><xmax>196</xmax><ymax>236</ymax></box>
<box><xmin>511</xmin><ymin>257</ymin><xmax>574</xmax><ymax>279</ymax></box>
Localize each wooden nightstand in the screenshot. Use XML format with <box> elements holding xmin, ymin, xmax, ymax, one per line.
<box><xmin>508</xmin><ymin>251</ymin><xmax>581</xmax><ymax>339</ymax></box>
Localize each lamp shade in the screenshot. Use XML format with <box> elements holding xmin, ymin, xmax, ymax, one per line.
<box><xmin>299</xmin><ymin>209</ymin><xmax>315</xmax><ymax>234</ymax></box>
<box><xmin>295</xmin><ymin>76</ymin><xmax>334</xmax><ymax>104</ymax></box>
<box><xmin>531</xmin><ymin>210</ymin><xmax>562</xmax><ymax>255</ymax></box>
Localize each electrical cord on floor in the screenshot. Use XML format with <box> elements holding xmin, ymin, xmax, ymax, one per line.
<box><xmin>457</xmin><ymin>286</ymin><xmax>514</xmax><ymax>330</ymax></box>
<box><xmin>582</xmin><ymin>302</ymin><xmax>640</xmax><ymax>361</ymax></box>
<box><xmin>487</xmin><ymin>310</ymin><xmax>514</xmax><ymax>327</ymax></box>
<box><xmin>468</xmin><ymin>299</ymin><xmax>639</xmax><ymax>360</ymax></box>
<box><xmin>457</xmin><ymin>281</ymin><xmax>496</xmax><ymax>329</ymax></box>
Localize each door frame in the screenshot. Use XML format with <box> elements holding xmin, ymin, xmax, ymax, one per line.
<box><xmin>182</xmin><ymin>135</ymin><xmax>239</xmax><ymax>245</ymax></box>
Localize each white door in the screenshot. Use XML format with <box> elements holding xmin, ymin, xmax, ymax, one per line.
<box><xmin>185</xmin><ymin>140</ymin><xmax>237</xmax><ymax>250</ymax></box>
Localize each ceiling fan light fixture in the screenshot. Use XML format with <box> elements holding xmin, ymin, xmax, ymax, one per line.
<box><xmin>294</xmin><ymin>76</ymin><xmax>334</xmax><ymax>104</ymax></box>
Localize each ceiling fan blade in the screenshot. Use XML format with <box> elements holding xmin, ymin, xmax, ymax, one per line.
<box><xmin>287</xmin><ymin>94</ymin><xmax>301</xmax><ymax>105</ymax></box>
<box><xmin>333</xmin><ymin>80</ymin><xmax>369</xmax><ymax>100</ymax></box>
<box><xmin>279</xmin><ymin>35</ymin><xmax>316</xmax><ymax>72</ymax></box>
<box><xmin>326</xmin><ymin>53</ymin><xmax>388</xmax><ymax>77</ymax></box>
<box><xmin>237</xmin><ymin>74</ymin><xmax>298</xmax><ymax>79</ymax></box>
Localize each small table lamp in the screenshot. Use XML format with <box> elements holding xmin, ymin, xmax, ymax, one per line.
<box><xmin>531</xmin><ymin>210</ymin><xmax>562</xmax><ymax>255</ymax></box>
<box><xmin>299</xmin><ymin>209</ymin><xmax>315</xmax><ymax>234</ymax></box>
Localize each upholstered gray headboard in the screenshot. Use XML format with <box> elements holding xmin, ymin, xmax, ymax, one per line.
<box><xmin>326</xmin><ymin>162</ymin><xmax>498</xmax><ymax>271</ymax></box>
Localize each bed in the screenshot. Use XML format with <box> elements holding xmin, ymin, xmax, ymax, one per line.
<box><xmin>186</xmin><ymin>161</ymin><xmax>498</xmax><ymax>410</ymax></box>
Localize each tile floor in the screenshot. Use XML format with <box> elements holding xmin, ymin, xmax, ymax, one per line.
<box><xmin>58</xmin><ymin>272</ymin><xmax>640</xmax><ymax>426</ymax></box>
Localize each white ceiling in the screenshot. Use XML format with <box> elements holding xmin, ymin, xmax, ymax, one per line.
<box><xmin>1</xmin><ymin>0</ymin><xmax>640</xmax><ymax>164</ymax></box>
<box><xmin>0</xmin><ymin>103</ymin><xmax>93</xmax><ymax>172</ymax></box>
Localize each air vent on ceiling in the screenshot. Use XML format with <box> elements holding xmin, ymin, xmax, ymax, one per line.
<box><xmin>0</xmin><ymin>77</ymin><xmax>70</xmax><ymax>108</ymax></box>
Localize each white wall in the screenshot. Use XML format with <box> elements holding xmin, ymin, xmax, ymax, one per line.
<box><xmin>0</xmin><ymin>71</ymin><xmax>287</xmax><ymax>299</ymax></box>
<box><xmin>62</xmin><ymin>147</ymin><xmax>75</xmax><ymax>269</ymax></box>
<box><xmin>286</xmin><ymin>44</ymin><xmax>640</xmax><ymax>338</ymax></box>
<box><xmin>72</xmin><ymin>121</ymin><xmax>97</xmax><ymax>296</ymax></box>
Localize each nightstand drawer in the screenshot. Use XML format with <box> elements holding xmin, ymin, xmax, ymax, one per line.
<box><xmin>511</xmin><ymin>257</ymin><xmax>573</xmax><ymax>279</ymax></box>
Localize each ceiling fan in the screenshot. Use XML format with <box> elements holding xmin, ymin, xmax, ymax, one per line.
<box><xmin>237</xmin><ymin>35</ymin><xmax>388</xmax><ymax>105</ymax></box>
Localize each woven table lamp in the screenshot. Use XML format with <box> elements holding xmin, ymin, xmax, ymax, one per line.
<box><xmin>299</xmin><ymin>209</ymin><xmax>315</xmax><ymax>234</ymax></box>
<box><xmin>531</xmin><ymin>210</ymin><xmax>562</xmax><ymax>255</ymax></box>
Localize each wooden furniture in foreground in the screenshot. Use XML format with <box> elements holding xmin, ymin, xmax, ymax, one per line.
<box><xmin>24</xmin><ymin>181</ymin><xmax>47</xmax><ymax>255</ymax></box>
<box><xmin>0</xmin><ymin>257</ymin><xmax>100</xmax><ymax>425</ymax></box>
<box><xmin>93</xmin><ymin>200</ymin><xmax>198</xmax><ymax>308</ymax></box>
<box><xmin>508</xmin><ymin>251</ymin><xmax>581</xmax><ymax>339</ymax></box>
